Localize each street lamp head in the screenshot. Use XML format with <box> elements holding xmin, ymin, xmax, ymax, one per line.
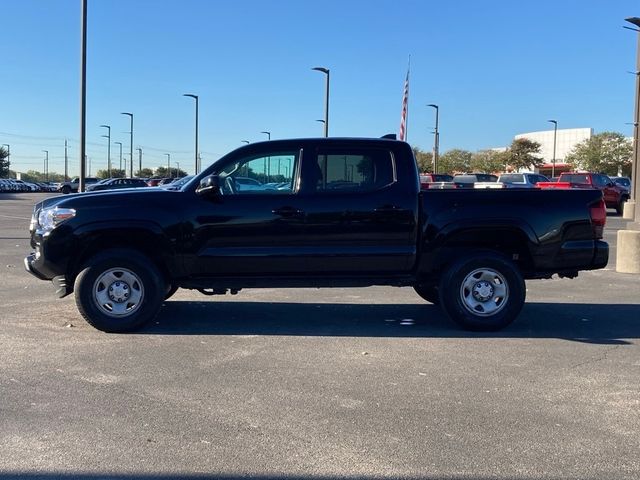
<box><xmin>548</xmin><ymin>119</ymin><xmax>558</xmax><ymax>125</ymax></box>
<box><xmin>261</xmin><ymin>131</ymin><xmax>271</xmax><ymax>139</ymax></box>
<box><xmin>101</xmin><ymin>135</ymin><xmax>109</xmax><ymax>139</ymax></box>
<box><xmin>312</xmin><ymin>67</ymin><xmax>329</xmax><ymax>74</ymax></box>
<box><xmin>183</xmin><ymin>93</ymin><xmax>198</xmax><ymax>99</ymax></box>
<box><xmin>241</xmin><ymin>140</ymin><xmax>250</xmax><ymax>144</ymax></box>
<box><xmin>427</xmin><ymin>104</ymin><xmax>438</xmax><ymax>109</ymax></box>
<box><xmin>625</xmin><ymin>17</ymin><xmax>640</xmax><ymax>29</ymax></box>
<box><xmin>316</xmin><ymin>119</ymin><xmax>325</xmax><ymax>124</ymax></box>
<box><xmin>100</xmin><ymin>124</ymin><xmax>110</xmax><ymax>128</ymax></box>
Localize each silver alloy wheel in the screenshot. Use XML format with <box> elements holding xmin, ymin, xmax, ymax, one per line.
<box><xmin>459</xmin><ymin>268</ymin><xmax>509</xmax><ymax>316</ymax></box>
<box><xmin>92</xmin><ymin>267</ymin><xmax>144</xmax><ymax>317</ymax></box>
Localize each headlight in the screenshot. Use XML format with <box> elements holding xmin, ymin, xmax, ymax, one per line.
<box><xmin>37</xmin><ymin>207</ymin><xmax>76</xmax><ymax>233</ymax></box>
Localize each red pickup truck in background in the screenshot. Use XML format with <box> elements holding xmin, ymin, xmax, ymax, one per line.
<box><xmin>538</xmin><ymin>172</ymin><xmax>630</xmax><ymax>214</ymax></box>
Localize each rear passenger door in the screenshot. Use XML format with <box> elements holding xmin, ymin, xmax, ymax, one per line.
<box><xmin>300</xmin><ymin>144</ymin><xmax>417</xmax><ymax>273</ymax></box>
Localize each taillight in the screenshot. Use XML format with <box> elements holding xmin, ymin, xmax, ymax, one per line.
<box><xmin>589</xmin><ymin>198</ymin><xmax>606</xmax><ymax>239</ymax></box>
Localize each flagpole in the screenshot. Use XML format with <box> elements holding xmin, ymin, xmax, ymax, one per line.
<box><xmin>398</xmin><ymin>55</ymin><xmax>411</xmax><ymax>142</ymax></box>
<box><xmin>406</xmin><ymin>55</ymin><xmax>410</xmax><ymax>141</ymax></box>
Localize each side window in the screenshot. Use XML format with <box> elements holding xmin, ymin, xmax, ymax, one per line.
<box><xmin>314</xmin><ymin>149</ymin><xmax>395</xmax><ymax>192</ymax></box>
<box><xmin>218</xmin><ymin>151</ymin><xmax>299</xmax><ymax>195</ymax></box>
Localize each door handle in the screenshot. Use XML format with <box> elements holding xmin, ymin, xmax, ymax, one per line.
<box><xmin>272</xmin><ymin>206</ymin><xmax>303</xmax><ymax>217</ymax></box>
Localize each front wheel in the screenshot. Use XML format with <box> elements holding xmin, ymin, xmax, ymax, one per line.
<box><xmin>439</xmin><ymin>253</ymin><xmax>525</xmax><ymax>331</ymax></box>
<box><xmin>61</xmin><ymin>185</ymin><xmax>71</xmax><ymax>194</ymax></box>
<box><xmin>74</xmin><ymin>249</ymin><xmax>165</xmax><ymax>333</ymax></box>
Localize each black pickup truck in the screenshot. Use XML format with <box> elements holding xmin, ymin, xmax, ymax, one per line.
<box><xmin>25</xmin><ymin>138</ymin><xmax>608</xmax><ymax>332</ymax></box>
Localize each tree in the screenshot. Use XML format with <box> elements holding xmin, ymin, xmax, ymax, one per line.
<box><xmin>470</xmin><ymin>150</ymin><xmax>507</xmax><ymax>174</ymax></box>
<box><xmin>412</xmin><ymin>147</ymin><xmax>434</xmax><ymax>173</ymax></box>
<box><xmin>503</xmin><ymin>138</ymin><xmax>543</xmax><ymax>171</ymax></box>
<box><xmin>20</xmin><ymin>170</ymin><xmax>65</xmax><ymax>182</ymax></box>
<box><xmin>438</xmin><ymin>149</ymin><xmax>473</xmax><ymax>173</ymax></box>
<box><xmin>136</xmin><ymin>168</ymin><xmax>154</xmax><ymax>178</ymax></box>
<box><xmin>0</xmin><ymin>146</ymin><xmax>9</xmax><ymax>177</ymax></box>
<box><xmin>154</xmin><ymin>166</ymin><xmax>188</xmax><ymax>178</ymax></box>
<box><xmin>565</xmin><ymin>131</ymin><xmax>632</xmax><ymax>176</ymax></box>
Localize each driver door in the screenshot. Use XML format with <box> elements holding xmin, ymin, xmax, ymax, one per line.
<box><xmin>189</xmin><ymin>146</ymin><xmax>310</xmax><ymax>276</ymax></box>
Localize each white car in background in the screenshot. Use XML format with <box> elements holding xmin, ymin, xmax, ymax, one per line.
<box><xmin>498</xmin><ymin>172</ymin><xmax>549</xmax><ymax>188</ymax></box>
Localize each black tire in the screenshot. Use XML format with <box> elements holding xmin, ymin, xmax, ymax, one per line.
<box><xmin>164</xmin><ymin>284</ymin><xmax>179</xmax><ymax>300</ymax></box>
<box><xmin>413</xmin><ymin>285</ymin><xmax>440</xmax><ymax>305</ymax></box>
<box><xmin>74</xmin><ymin>249</ymin><xmax>165</xmax><ymax>333</ymax></box>
<box><xmin>439</xmin><ymin>253</ymin><xmax>525</xmax><ymax>331</ymax></box>
<box><xmin>61</xmin><ymin>185</ymin><xmax>71</xmax><ymax>194</ymax></box>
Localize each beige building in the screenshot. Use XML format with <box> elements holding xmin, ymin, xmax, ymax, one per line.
<box><xmin>514</xmin><ymin>127</ymin><xmax>593</xmax><ymax>176</ymax></box>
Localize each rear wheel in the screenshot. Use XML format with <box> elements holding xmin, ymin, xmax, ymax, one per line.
<box><xmin>74</xmin><ymin>249</ymin><xmax>165</xmax><ymax>333</ymax></box>
<box><xmin>439</xmin><ymin>253</ymin><xmax>525</xmax><ymax>331</ymax></box>
<box><xmin>61</xmin><ymin>185</ymin><xmax>71</xmax><ymax>194</ymax></box>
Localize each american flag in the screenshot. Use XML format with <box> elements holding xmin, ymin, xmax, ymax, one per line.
<box><xmin>398</xmin><ymin>69</ymin><xmax>409</xmax><ymax>141</ymax></box>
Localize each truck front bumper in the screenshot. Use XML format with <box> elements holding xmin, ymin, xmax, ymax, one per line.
<box><xmin>24</xmin><ymin>252</ymin><xmax>72</xmax><ymax>298</ymax></box>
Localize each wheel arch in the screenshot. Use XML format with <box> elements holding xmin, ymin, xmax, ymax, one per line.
<box><xmin>68</xmin><ymin>222</ymin><xmax>179</xmax><ymax>287</ymax></box>
<box><xmin>419</xmin><ymin>223</ymin><xmax>537</xmax><ymax>280</ymax></box>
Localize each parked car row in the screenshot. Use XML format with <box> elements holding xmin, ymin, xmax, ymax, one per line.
<box><xmin>419</xmin><ymin>172</ymin><xmax>632</xmax><ymax>206</ymax></box>
<box><xmin>0</xmin><ymin>179</ymin><xmax>58</xmax><ymax>193</ymax></box>
<box><xmin>56</xmin><ymin>176</ymin><xmax>188</xmax><ymax>194</ymax></box>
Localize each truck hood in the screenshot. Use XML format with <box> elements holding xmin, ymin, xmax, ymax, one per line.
<box><xmin>33</xmin><ymin>187</ymin><xmax>186</xmax><ymax>212</ymax></box>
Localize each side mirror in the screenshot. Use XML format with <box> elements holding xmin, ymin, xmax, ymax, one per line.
<box><xmin>196</xmin><ymin>174</ymin><xmax>220</xmax><ymax>196</ymax></box>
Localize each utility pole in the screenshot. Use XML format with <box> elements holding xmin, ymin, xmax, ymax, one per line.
<box><xmin>64</xmin><ymin>139</ymin><xmax>68</xmax><ymax>181</ymax></box>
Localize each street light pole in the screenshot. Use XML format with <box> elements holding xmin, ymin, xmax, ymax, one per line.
<box><xmin>137</xmin><ymin>147</ymin><xmax>142</xmax><ymax>176</ymax></box>
<box><xmin>79</xmin><ymin>0</ymin><xmax>88</xmax><ymax>192</ymax></box>
<box><xmin>548</xmin><ymin>119</ymin><xmax>558</xmax><ymax>178</ymax></box>
<box><xmin>427</xmin><ymin>104</ymin><xmax>439</xmax><ymax>173</ymax></box>
<box><xmin>183</xmin><ymin>94</ymin><xmax>199</xmax><ymax>175</ymax></box>
<box><xmin>115</xmin><ymin>141</ymin><xmax>123</xmax><ymax>173</ymax></box>
<box><xmin>121</xmin><ymin>112</ymin><xmax>133</xmax><ymax>178</ymax></box>
<box><xmin>165</xmin><ymin>153</ymin><xmax>170</xmax><ymax>177</ymax></box>
<box><xmin>312</xmin><ymin>67</ymin><xmax>330</xmax><ymax>137</ymax></box>
<box><xmin>100</xmin><ymin>124</ymin><xmax>111</xmax><ymax>177</ymax></box>
<box><xmin>42</xmin><ymin>150</ymin><xmax>49</xmax><ymax>182</ymax></box>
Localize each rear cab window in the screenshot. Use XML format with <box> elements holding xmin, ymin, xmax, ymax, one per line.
<box><xmin>312</xmin><ymin>148</ymin><xmax>396</xmax><ymax>193</ymax></box>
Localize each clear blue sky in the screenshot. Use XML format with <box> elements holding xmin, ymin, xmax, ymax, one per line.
<box><xmin>1</xmin><ymin>0</ymin><xmax>638</xmax><ymax>176</ymax></box>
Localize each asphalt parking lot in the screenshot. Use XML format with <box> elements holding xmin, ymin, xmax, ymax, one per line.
<box><xmin>1</xmin><ymin>192</ymin><xmax>639</xmax><ymax>480</ymax></box>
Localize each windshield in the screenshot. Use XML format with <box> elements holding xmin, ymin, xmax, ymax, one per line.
<box><xmin>499</xmin><ymin>174</ymin><xmax>524</xmax><ymax>183</ymax></box>
<box><xmin>175</xmin><ymin>175</ymin><xmax>197</xmax><ymax>190</ymax></box>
